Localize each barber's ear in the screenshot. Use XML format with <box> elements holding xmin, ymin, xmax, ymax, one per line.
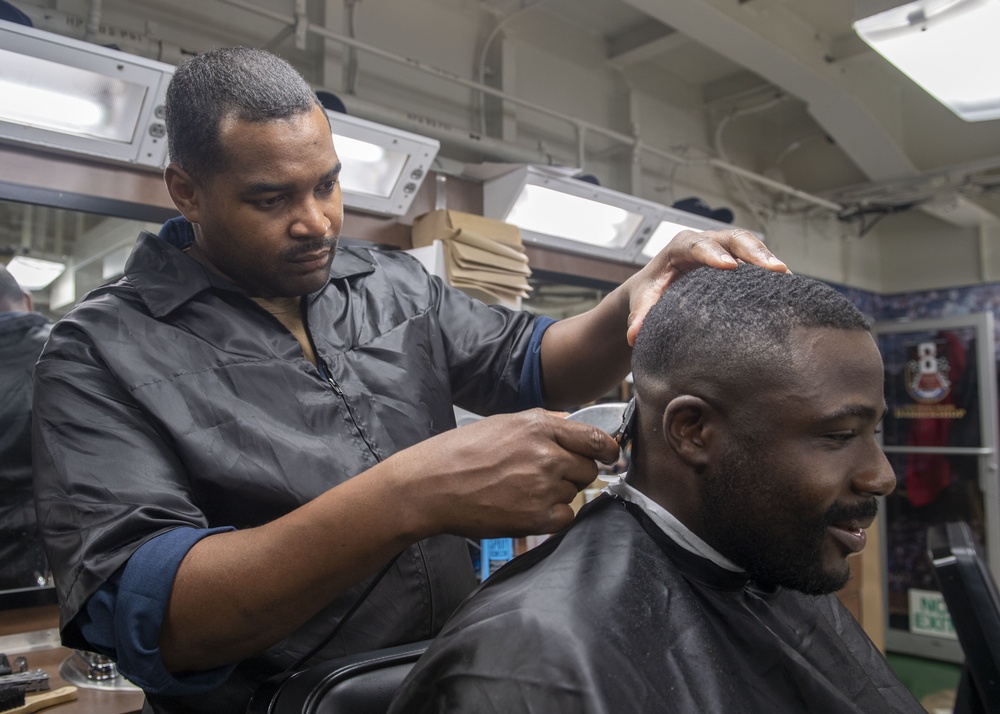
<box><xmin>663</xmin><ymin>395</ymin><xmax>716</xmax><ymax>469</ymax></box>
<box><xmin>164</xmin><ymin>163</ymin><xmax>203</xmax><ymax>224</ymax></box>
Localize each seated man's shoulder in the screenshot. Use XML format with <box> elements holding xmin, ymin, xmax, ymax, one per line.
<box><xmin>389</xmin><ymin>497</ymin><xmax>686</xmax><ymax>714</ymax></box>
<box><xmin>475</xmin><ymin>495</ymin><xmax>678</xmax><ymax>617</ymax></box>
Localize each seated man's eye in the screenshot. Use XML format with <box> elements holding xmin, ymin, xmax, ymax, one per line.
<box><xmin>826</xmin><ymin>431</ymin><xmax>855</xmax><ymax>442</ymax></box>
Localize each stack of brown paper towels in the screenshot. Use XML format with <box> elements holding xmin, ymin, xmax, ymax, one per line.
<box><xmin>411</xmin><ymin>209</ymin><xmax>531</xmax><ymax>308</ymax></box>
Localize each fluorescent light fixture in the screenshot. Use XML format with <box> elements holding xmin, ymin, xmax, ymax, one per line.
<box><xmin>0</xmin><ymin>20</ymin><xmax>173</xmax><ymax>168</ymax></box>
<box><xmin>326</xmin><ymin>110</ymin><xmax>439</xmax><ymax>216</ymax></box>
<box><xmin>642</xmin><ymin>219</ymin><xmax>704</xmax><ymax>259</ymax></box>
<box><xmin>5</xmin><ymin>255</ymin><xmax>66</xmax><ymax>290</ymax></box>
<box><xmin>854</xmin><ymin>0</ymin><xmax>1000</xmax><ymax>122</ymax></box>
<box><xmin>482</xmin><ymin>165</ymin><xmax>664</xmax><ymax>261</ymax></box>
<box><xmin>635</xmin><ymin>206</ymin><xmax>765</xmax><ymax>265</ymax></box>
<box><xmin>507</xmin><ymin>184</ymin><xmax>643</xmax><ymax>247</ymax></box>
<box><xmin>639</xmin><ymin>204</ymin><xmax>757</xmax><ymax>261</ymax></box>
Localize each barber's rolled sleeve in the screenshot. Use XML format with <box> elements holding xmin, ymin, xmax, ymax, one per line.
<box><xmin>517</xmin><ymin>316</ymin><xmax>556</xmax><ymax>410</ymax></box>
<box><xmin>32</xmin><ymin>321</ymin><xmax>213</xmax><ymax>641</ymax></box>
<box><xmin>77</xmin><ymin>526</ymin><xmax>236</xmax><ymax>695</ymax></box>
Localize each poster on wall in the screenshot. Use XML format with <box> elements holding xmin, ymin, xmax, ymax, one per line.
<box><xmin>876</xmin><ymin>321</ymin><xmax>992</xmax><ymax>656</ymax></box>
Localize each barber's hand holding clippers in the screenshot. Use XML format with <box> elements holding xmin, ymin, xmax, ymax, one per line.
<box><xmin>398</xmin><ymin>409</ymin><xmax>620</xmax><ymax>538</ymax></box>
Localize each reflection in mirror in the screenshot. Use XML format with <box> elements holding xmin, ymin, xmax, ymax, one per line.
<box><xmin>1</xmin><ymin>200</ymin><xmax>162</xmax><ymax>318</ymax></box>
<box><xmin>520</xmin><ymin>277</ymin><xmax>631</xmax><ymax>502</ymax></box>
<box><xmin>520</xmin><ymin>277</ymin><xmax>627</xmax><ymax>405</ymax></box>
<box><xmin>1</xmin><ymin>198</ymin><xmax>161</xmax><ymax>609</ymax></box>
<box><xmin>520</xmin><ymin>277</ymin><xmax>607</xmax><ymax>321</ymax></box>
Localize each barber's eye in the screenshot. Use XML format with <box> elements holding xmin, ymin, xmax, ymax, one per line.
<box><xmin>253</xmin><ymin>196</ymin><xmax>284</xmax><ymax>208</ymax></box>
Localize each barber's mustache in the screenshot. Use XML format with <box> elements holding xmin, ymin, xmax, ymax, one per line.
<box><xmin>282</xmin><ymin>237</ymin><xmax>339</xmax><ymax>261</ymax></box>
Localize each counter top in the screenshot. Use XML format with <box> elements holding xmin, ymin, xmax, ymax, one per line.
<box><xmin>0</xmin><ymin>605</ymin><xmax>144</xmax><ymax>714</ymax></box>
<box><xmin>11</xmin><ymin>647</ymin><xmax>145</xmax><ymax>714</ymax></box>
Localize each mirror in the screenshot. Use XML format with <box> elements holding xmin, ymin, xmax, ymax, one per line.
<box><xmin>0</xmin><ymin>187</ymin><xmax>622</xmax><ymax>611</ymax></box>
<box><xmin>1</xmin><ymin>195</ymin><xmax>172</xmax><ymax>610</ymax></box>
<box><xmin>521</xmin><ymin>277</ymin><xmax>608</xmax><ymax>321</ymax></box>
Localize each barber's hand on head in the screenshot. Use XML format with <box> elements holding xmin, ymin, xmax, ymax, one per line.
<box><xmin>624</xmin><ymin>228</ymin><xmax>788</xmax><ymax>346</ymax></box>
<box><xmin>401</xmin><ymin>409</ymin><xmax>619</xmax><ymax>538</ymax></box>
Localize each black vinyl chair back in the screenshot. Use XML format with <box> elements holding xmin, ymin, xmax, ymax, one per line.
<box><xmin>926</xmin><ymin>522</ymin><xmax>1000</xmax><ymax>714</ymax></box>
<box><xmin>247</xmin><ymin>640</ymin><xmax>429</xmax><ymax>714</ymax></box>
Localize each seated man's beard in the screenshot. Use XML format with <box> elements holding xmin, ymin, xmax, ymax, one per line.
<box><xmin>700</xmin><ymin>441</ymin><xmax>877</xmax><ymax>595</ymax></box>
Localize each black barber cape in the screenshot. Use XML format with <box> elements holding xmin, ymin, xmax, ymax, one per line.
<box><xmin>389</xmin><ymin>495</ymin><xmax>925</xmax><ymax>714</ymax></box>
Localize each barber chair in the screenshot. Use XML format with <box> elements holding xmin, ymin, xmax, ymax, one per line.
<box><xmin>246</xmin><ymin>640</ymin><xmax>429</xmax><ymax>714</ymax></box>
<box><xmin>926</xmin><ymin>522</ymin><xmax>1000</xmax><ymax>714</ymax></box>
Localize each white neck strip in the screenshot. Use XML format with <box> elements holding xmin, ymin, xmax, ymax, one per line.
<box><xmin>603</xmin><ymin>476</ymin><xmax>744</xmax><ymax>572</ymax></box>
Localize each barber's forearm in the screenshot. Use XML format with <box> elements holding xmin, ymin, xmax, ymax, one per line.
<box><xmin>159</xmin><ymin>408</ymin><xmax>621</xmax><ymax>672</ymax></box>
<box><xmin>158</xmin><ymin>461</ymin><xmax>422</xmax><ymax>672</ymax></box>
<box><xmin>539</xmin><ymin>286</ymin><xmax>632</xmax><ymax>409</ymax></box>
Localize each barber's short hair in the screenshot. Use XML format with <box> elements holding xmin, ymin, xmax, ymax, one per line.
<box><xmin>0</xmin><ymin>264</ymin><xmax>27</xmax><ymax>311</ymax></box>
<box><xmin>165</xmin><ymin>47</ymin><xmax>322</xmax><ymax>183</ymax></box>
<box><xmin>632</xmin><ymin>264</ymin><xmax>870</xmax><ymax>389</ymax></box>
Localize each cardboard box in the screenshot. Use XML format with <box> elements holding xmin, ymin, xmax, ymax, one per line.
<box><xmin>410</xmin><ymin>209</ymin><xmax>532</xmax><ymax>309</ymax></box>
<box><xmin>412</xmin><ymin>209</ymin><xmax>523</xmax><ymax>249</ymax></box>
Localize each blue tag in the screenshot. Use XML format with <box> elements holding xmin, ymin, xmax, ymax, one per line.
<box><xmin>483</xmin><ymin>538</ymin><xmax>514</xmax><ymax>562</ymax></box>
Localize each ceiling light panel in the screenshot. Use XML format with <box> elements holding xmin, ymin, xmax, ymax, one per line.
<box><xmin>327</xmin><ymin>110</ymin><xmax>439</xmax><ymax>217</ymax></box>
<box><xmin>0</xmin><ymin>20</ymin><xmax>173</xmax><ymax>168</ymax></box>
<box><xmin>5</xmin><ymin>255</ymin><xmax>66</xmax><ymax>290</ymax></box>
<box><xmin>637</xmin><ymin>210</ymin><xmax>763</xmax><ymax>263</ymax></box>
<box><xmin>855</xmin><ymin>0</ymin><xmax>1000</xmax><ymax>122</ymax></box>
<box><xmin>482</xmin><ymin>165</ymin><xmax>664</xmax><ymax>262</ymax></box>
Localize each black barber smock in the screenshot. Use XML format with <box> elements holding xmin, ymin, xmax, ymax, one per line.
<box><xmin>32</xmin><ymin>232</ymin><xmax>542</xmax><ymax>712</ymax></box>
<box><xmin>390</xmin><ymin>495</ymin><xmax>925</xmax><ymax>714</ymax></box>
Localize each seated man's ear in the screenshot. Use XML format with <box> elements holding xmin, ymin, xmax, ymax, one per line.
<box><xmin>663</xmin><ymin>396</ymin><xmax>716</xmax><ymax>469</ymax></box>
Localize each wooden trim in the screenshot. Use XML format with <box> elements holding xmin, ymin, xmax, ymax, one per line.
<box><xmin>0</xmin><ymin>146</ymin><xmax>637</xmax><ymax>289</ymax></box>
<box><xmin>524</xmin><ymin>245</ymin><xmax>637</xmax><ymax>288</ymax></box>
<box><xmin>0</xmin><ymin>144</ymin><xmax>173</xmax><ymax>210</ymax></box>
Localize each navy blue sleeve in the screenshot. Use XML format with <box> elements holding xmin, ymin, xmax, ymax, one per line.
<box><xmin>157</xmin><ymin>216</ymin><xmax>194</xmax><ymax>249</ymax></box>
<box><xmin>516</xmin><ymin>316</ymin><xmax>556</xmax><ymax>410</ymax></box>
<box><xmin>76</xmin><ymin>526</ymin><xmax>236</xmax><ymax>695</ymax></box>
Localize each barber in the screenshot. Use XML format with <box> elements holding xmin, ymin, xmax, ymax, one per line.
<box><xmin>32</xmin><ymin>47</ymin><xmax>787</xmax><ymax>714</ymax></box>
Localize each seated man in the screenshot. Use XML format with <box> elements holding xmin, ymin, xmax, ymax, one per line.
<box><xmin>389</xmin><ymin>264</ymin><xmax>925</xmax><ymax>714</ymax></box>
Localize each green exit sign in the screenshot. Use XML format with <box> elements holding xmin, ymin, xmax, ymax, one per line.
<box><xmin>908</xmin><ymin>588</ymin><xmax>957</xmax><ymax>640</ymax></box>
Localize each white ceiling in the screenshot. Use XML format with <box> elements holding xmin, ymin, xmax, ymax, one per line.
<box><xmin>8</xmin><ymin>0</ymin><xmax>1000</xmax><ymax>250</ymax></box>
<box><xmin>536</xmin><ymin>0</ymin><xmax>1000</xmax><ymax>225</ymax></box>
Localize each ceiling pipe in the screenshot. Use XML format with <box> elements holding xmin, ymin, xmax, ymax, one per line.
<box><xmin>18</xmin><ymin>4</ymin><xmax>187</xmax><ymax>64</ymax></box>
<box><xmin>214</xmin><ymin>0</ymin><xmax>842</xmax><ymax>214</ymax></box>
<box><xmin>15</xmin><ymin>0</ymin><xmax>844</xmax><ymax>213</ymax></box>
<box><xmin>19</xmin><ymin>0</ymin><xmax>843</xmax><ymax>212</ymax></box>
<box><xmin>337</xmin><ymin>94</ymin><xmax>561</xmax><ymax>166</ymax></box>
<box><xmin>24</xmin><ymin>0</ymin><xmax>842</xmax><ymax>214</ymax></box>
<box><xmin>475</xmin><ymin>0</ymin><xmax>552</xmax><ymax>136</ymax></box>
<box><xmin>83</xmin><ymin>0</ymin><xmax>102</xmax><ymax>44</ymax></box>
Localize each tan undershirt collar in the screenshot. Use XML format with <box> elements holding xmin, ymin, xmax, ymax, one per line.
<box><xmin>251</xmin><ymin>296</ymin><xmax>317</xmax><ymax>367</ymax></box>
<box><xmin>183</xmin><ymin>243</ymin><xmax>318</xmax><ymax>366</ymax></box>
